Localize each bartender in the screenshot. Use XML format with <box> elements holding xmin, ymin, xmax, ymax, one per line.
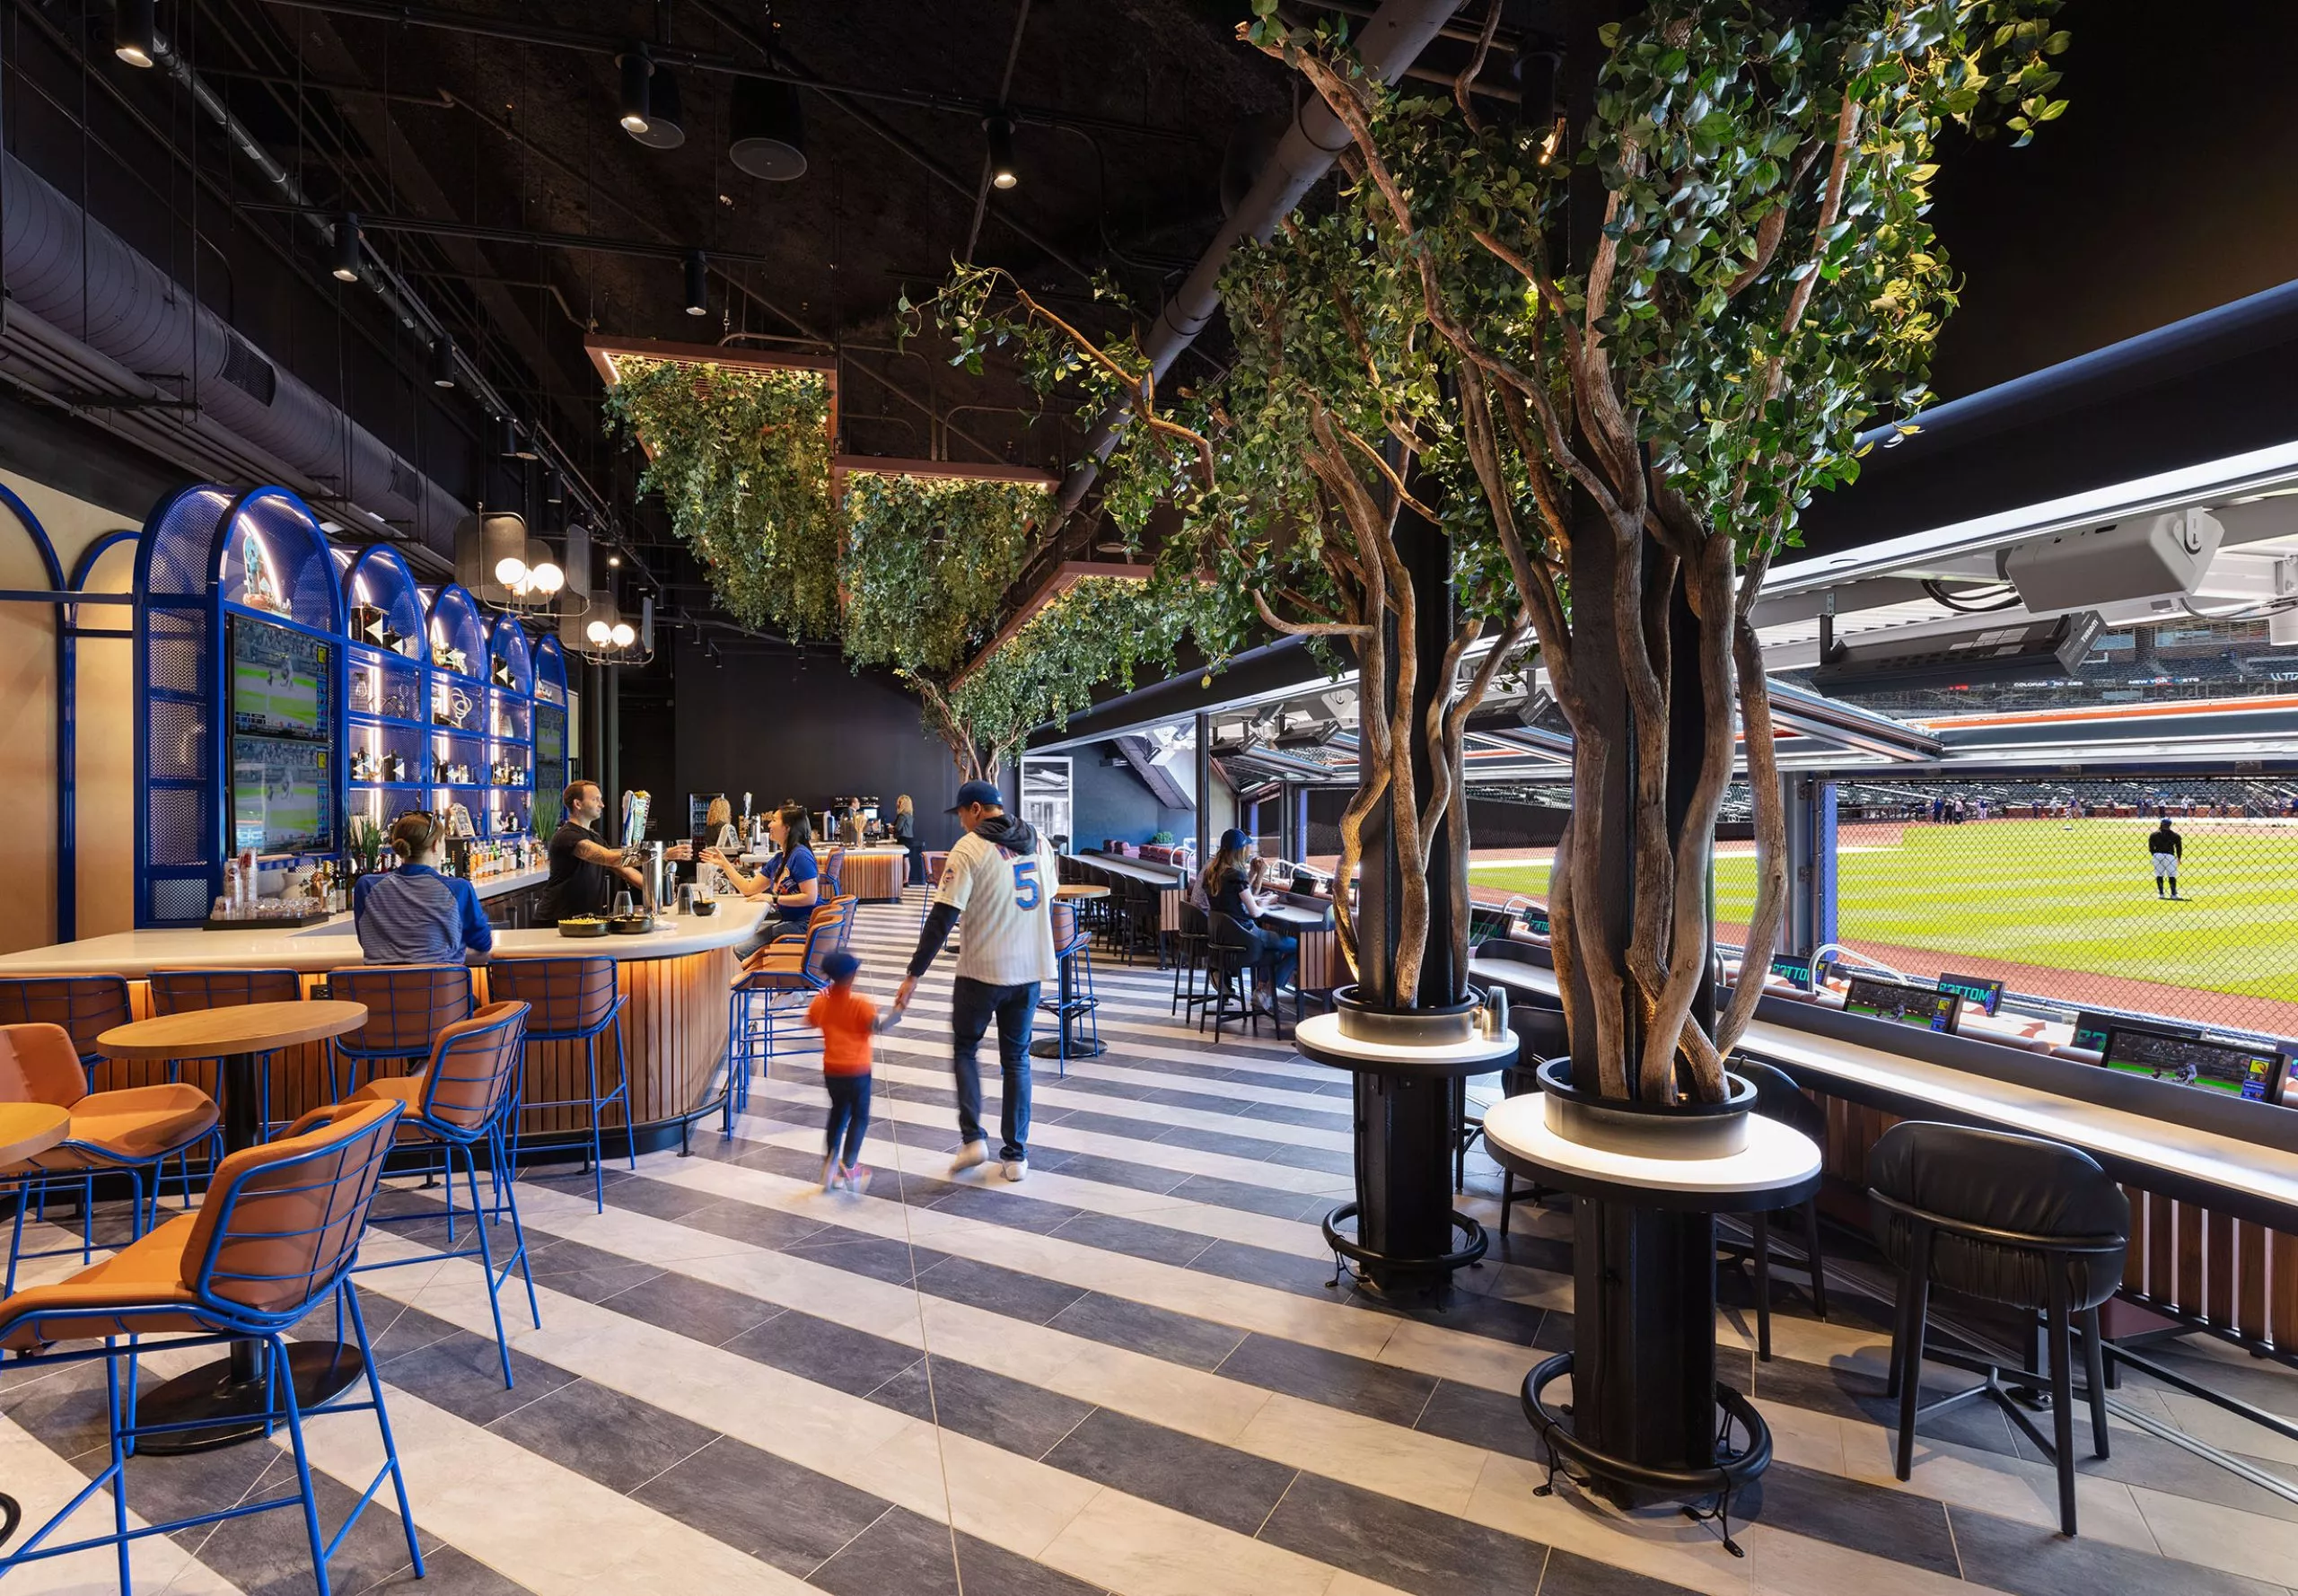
<box><xmin>539</xmin><ymin>780</ymin><xmax>692</xmax><ymax>920</ymax></box>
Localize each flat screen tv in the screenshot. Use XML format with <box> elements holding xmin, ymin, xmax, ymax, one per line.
<box><xmin>2101</xmin><ymin>1027</ymin><xmax>2285</xmax><ymax>1103</ymax></box>
<box><xmin>535</xmin><ymin>704</ymin><xmax>566</xmax><ymax>772</ymax></box>
<box><xmin>232</xmin><ymin>734</ymin><xmax>335</xmax><ymax>855</ymax></box>
<box><xmin>231</xmin><ymin>616</ymin><xmax>331</xmax><ymax>741</ymax></box>
<box><xmin>1844</xmin><ymin>975</ymin><xmax>1961</xmax><ymax>1034</ymax></box>
<box><xmin>2072</xmin><ymin>1010</ymin><xmax>2198</xmax><ymax>1053</ymax></box>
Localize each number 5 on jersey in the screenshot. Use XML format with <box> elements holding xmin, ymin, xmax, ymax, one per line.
<box><xmin>1013</xmin><ymin>858</ymin><xmax>1041</xmax><ymax>909</ymax></box>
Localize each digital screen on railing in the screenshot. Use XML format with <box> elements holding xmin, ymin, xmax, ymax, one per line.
<box><xmin>1936</xmin><ymin>972</ymin><xmax>2004</xmax><ymax>1015</ymax></box>
<box><xmin>1769</xmin><ymin>955</ymin><xmax>1814</xmax><ymax>989</ymax></box>
<box><xmin>1844</xmin><ymin>976</ymin><xmax>1962</xmax><ymax>1034</ymax></box>
<box><xmin>2101</xmin><ymin>1028</ymin><xmax>2285</xmax><ymax>1102</ymax></box>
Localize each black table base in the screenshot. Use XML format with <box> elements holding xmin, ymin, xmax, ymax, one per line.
<box><xmin>1338</xmin><ymin>1067</ymin><xmax>1487</xmax><ymax>1299</ymax></box>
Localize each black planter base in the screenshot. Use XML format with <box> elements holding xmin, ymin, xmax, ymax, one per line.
<box><xmin>1320</xmin><ymin>1200</ymin><xmax>1487</xmax><ymax>1299</ymax></box>
<box><xmin>1520</xmin><ymin>1351</ymin><xmax>1772</xmax><ymax>1555</ymax></box>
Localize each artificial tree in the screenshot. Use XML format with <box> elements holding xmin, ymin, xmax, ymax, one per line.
<box><xmin>1248</xmin><ymin>0</ymin><xmax>2068</xmax><ymax>1101</ymax></box>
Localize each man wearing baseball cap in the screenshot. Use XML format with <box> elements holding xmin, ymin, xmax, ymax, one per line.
<box><xmin>894</xmin><ymin>778</ymin><xmax>1060</xmax><ymax>1180</ymax></box>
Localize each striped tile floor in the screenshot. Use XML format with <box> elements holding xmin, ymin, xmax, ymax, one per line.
<box><xmin>3</xmin><ymin>893</ymin><xmax>2294</xmax><ymax>1595</ymax></box>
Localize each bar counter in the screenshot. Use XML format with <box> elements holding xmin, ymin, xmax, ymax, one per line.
<box><xmin>0</xmin><ymin>905</ymin><xmax>754</xmax><ymax>1147</ymax></box>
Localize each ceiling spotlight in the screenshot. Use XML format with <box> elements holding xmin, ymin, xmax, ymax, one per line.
<box><xmin>729</xmin><ymin>76</ymin><xmax>806</xmax><ymax>180</ymax></box>
<box><xmin>428</xmin><ymin>335</ymin><xmax>457</xmax><ymax>389</ymax></box>
<box><xmin>329</xmin><ymin>212</ymin><xmax>362</xmax><ymax>283</ymax></box>
<box><xmin>115</xmin><ymin>0</ymin><xmax>157</xmax><ymax>66</ymax></box>
<box><xmin>606</xmin><ymin>555</ymin><xmax>622</xmax><ymax>568</ymax></box>
<box><xmin>618</xmin><ymin>46</ymin><xmax>653</xmax><ymax>136</ymax></box>
<box><xmin>627</xmin><ymin>64</ymin><xmax>686</xmax><ymax>149</ymax></box>
<box><xmin>682</xmin><ymin>250</ymin><xmax>709</xmax><ymax>317</ymax></box>
<box><xmin>543</xmin><ymin>469</ymin><xmax>564</xmax><ymax>505</ymax></box>
<box><xmin>986</xmin><ymin>114</ymin><xmax>1019</xmax><ymax>190</ymax></box>
<box><xmin>497</xmin><ymin>418</ymin><xmax>538</xmax><ymax>460</ymax></box>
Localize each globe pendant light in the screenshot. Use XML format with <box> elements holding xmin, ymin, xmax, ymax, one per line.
<box><xmin>729</xmin><ymin>76</ymin><xmax>806</xmax><ymax>180</ymax></box>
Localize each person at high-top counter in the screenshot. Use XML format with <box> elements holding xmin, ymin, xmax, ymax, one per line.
<box><xmin>706</xmin><ymin>803</ymin><xmax>823</xmax><ymax>959</ymax></box>
<box><xmin>893</xmin><ymin>780</ymin><xmax>1058</xmax><ymax>1183</ymax></box>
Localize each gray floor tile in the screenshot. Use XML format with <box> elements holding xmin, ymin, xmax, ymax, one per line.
<box><xmin>1947</xmin><ymin>1500</ymin><xmax>2285</xmax><ymax>1596</ymax></box>
<box><xmin>925</xmin><ymin>1182</ymin><xmax>1083</xmax><ymax>1234</ymax></box>
<box><xmin>632</xmin><ymin>1436</ymin><xmax>890</xmax><ymax>1574</ymax></box>
<box><xmin>1043</xmin><ymin>1407</ymin><xmax>1296</xmax><ymax>1537</ymax></box>
<box><xmin>1414</xmin><ymin>1379</ymin><xmax>1544</xmax><ymax>1461</ymax></box>
<box><xmin>377</xmin><ymin>1329</ymin><xmax>574</xmax><ymax>1426</ymax></box>
<box><xmin>1030</xmin><ymin>1151</ymin><xmax>1191</xmax><ymax>1195</ymax></box>
<box><xmin>784</xmin><ymin>1233</ymin><xmax>940</xmax><ymax>1286</ymax></box>
<box><xmin>595</xmin><ymin>1269</ymin><xmax>785</xmax><ymax>1346</ymax></box>
<box><xmin>1215</xmin><ymin>1333</ymin><xmax>1436</xmax><ymax>1428</ymax></box>
<box><xmin>1167</xmin><ymin>1173</ymin><xmax>1329</xmax><ymax>1222</ymax></box>
<box><xmin>674</xmin><ymin>1195</ymin><xmax>835</xmax><ymax>1250</ymax></box>
<box><xmin>914</xmin><ymin>1253</ymin><xmax>1090</xmax><ymax>1324</ymax></box>
<box><xmin>717</xmin><ymin>1308</ymin><xmax>924</xmax><ymax>1398</ymax></box>
<box><xmin>866</xmin><ymin>1355</ymin><xmax>1093</xmax><ymax>1458</ymax></box>
<box><xmin>808</xmin><ymin>1504</ymin><xmax>1101</xmax><ymax>1596</ymax></box>
<box><xmin>1739</xmin><ymin>1458</ymin><xmax>1959</xmax><ymax>1576</ymax></box>
<box><xmin>1045</xmin><ymin>1291</ymin><xmax>1249</xmax><ymax>1371</ymax></box>
<box><xmin>1190</xmin><ymin>1239</ymin><xmax>1349</xmax><ymax>1299</ymax></box>
<box><xmin>486</xmin><ymin>1379</ymin><xmax>719</xmax><ymax>1494</ymax></box>
<box><xmin>1046</xmin><ymin>1210</ymin><xmax>1217</xmax><ymax>1267</ymax></box>
<box><xmin>1257</xmin><ymin>1469</ymin><xmax>1548</xmax><ymax>1596</ymax></box>
<box><xmin>1534</xmin><ymin>1548</ymin><xmax>1704</xmax><ymax>1595</ymax></box>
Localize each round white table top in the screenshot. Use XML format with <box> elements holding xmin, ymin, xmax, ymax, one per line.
<box><xmin>1481</xmin><ymin>1092</ymin><xmax>1822</xmax><ymax>1210</ymax></box>
<box><xmin>1293</xmin><ymin>1011</ymin><xmax>1520</xmax><ymax>1078</ymax></box>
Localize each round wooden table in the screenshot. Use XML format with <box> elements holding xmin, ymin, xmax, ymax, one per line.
<box><xmin>96</xmin><ymin>1000</ymin><xmax>369</xmax><ymax>1453</ymax></box>
<box><xmin>0</xmin><ymin>1102</ymin><xmax>68</xmax><ymax>1167</ymax></box>
<box><xmin>1039</xmin><ymin>885</ymin><xmax>1111</xmax><ymax>1060</ymax></box>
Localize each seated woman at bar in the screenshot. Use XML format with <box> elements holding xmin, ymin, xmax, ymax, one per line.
<box><xmin>1201</xmin><ymin>828</ymin><xmax>1296</xmax><ymax>1007</ymax></box>
<box><xmin>706</xmin><ymin>802</ymin><xmax>821</xmax><ymax>958</ymax></box>
<box><xmin>353</xmin><ymin>811</ymin><xmax>495</xmax><ymax>964</ymax></box>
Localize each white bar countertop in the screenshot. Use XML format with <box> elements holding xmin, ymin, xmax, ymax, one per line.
<box><xmin>1069</xmin><ymin>853</ymin><xmax>1186</xmax><ymax>885</ymax></box>
<box><xmin>1469</xmin><ymin>955</ymin><xmax>2298</xmax><ymax>1227</ymax></box>
<box><xmin>469</xmin><ymin>867</ymin><xmax>549</xmax><ymax>900</ymax></box>
<box><xmin>0</xmin><ymin>901</ymin><xmax>759</xmax><ymax>978</ymax></box>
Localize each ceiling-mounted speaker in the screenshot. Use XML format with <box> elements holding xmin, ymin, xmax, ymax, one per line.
<box><xmin>628</xmin><ymin>65</ymin><xmax>686</xmax><ymax>149</ymax></box>
<box><xmin>729</xmin><ymin>76</ymin><xmax>806</xmax><ymax>180</ymax></box>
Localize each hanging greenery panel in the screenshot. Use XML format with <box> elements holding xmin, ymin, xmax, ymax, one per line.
<box><xmin>598</xmin><ymin>344</ymin><xmax>839</xmax><ymax>641</ymax></box>
<box><xmin>838</xmin><ymin>461</ymin><xmax>1056</xmax><ymax>680</ymax></box>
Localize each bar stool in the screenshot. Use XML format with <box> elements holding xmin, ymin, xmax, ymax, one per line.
<box><xmin>350</xmin><ymin>1002</ymin><xmax>539</xmax><ymax>1388</ymax></box>
<box><xmin>1717</xmin><ymin>1059</ymin><xmax>1829</xmax><ymax>1360</ymax></box>
<box><xmin>1036</xmin><ymin>902</ymin><xmax>1098</xmax><ymax>1079</ymax></box>
<box><xmin>0</xmin><ymin>1022</ymin><xmax>223</xmax><ymax>1293</ymax></box>
<box><xmin>323</xmin><ymin>964</ymin><xmax>473</xmax><ymax>1096</ymax></box>
<box><xmin>1202</xmin><ymin>916</ymin><xmax>1266</xmax><ymax>1041</ymax></box>
<box><xmin>0</xmin><ymin>1097</ymin><xmax>420</xmax><ymax>1596</ymax></box>
<box><xmin>820</xmin><ymin>848</ymin><xmax>846</xmax><ymax>899</ymax></box>
<box><xmin>722</xmin><ymin>901</ymin><xmax>855</xmax><ymax>1137</ymax></box>
<box><xmin>1867</xmin><ymin>1120</ymin><xmax>2128</xmax><ymax>1536</ymax></box>
<box><xmin>0</xmin><ymin>975</ymin><xmax>132</xmax><ymax>1071</ymax></box>
<box><xmin>484</xmin><ymin>957</ymin><xmax>630</xmax><ymax>1212</ymax></box>
<box><xmin>147</xmin><ymin>968</ymin><xmax>305</xmax><ymax>1138</ymax></box>
<box><xmin>1170</xmin><ymin>901</ymin><xmax>1210</xmax><ymax>1018</ymax></box>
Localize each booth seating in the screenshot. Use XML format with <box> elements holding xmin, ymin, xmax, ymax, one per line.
<box><xmin>0</xmin><ymin>1097</ymin><xmax>419</xmax><ymax>1596</ymax></box>
<box><xmin>351</xmin><ymin>1002</ymin><xmax>539</xmax><ymax>1389</ymax></box>
<box><xmin>148</xmin><ymin>967</ymin><xmax>304</xmax><ymax>1138</ymax></box>
<box><xmin>1718</xmin><ymin>1060</ymin><xmax>1830</xmax><ymax>1360</ymax></box>
<box><xmin>323</xmin><ymin>964</ymin><xmax>474</xmax><ymax>1096</ymax></box>
<box><xmin>722</xmin><ymin>899</ymin><xmax>858</xmax><ymax>1136</ymax></box>
<box><xmin>486</xmin><ymin>957</ymin><xmax>632</xmax><ymax>1213</ymax></box>
<box><xmin>1867</xmin><ymin>1120</ymin><xmax>2129</xmax><ymax>1537</ymax></box>
<box><xmin>0</xmin><ymin>1022</ymin><xmax>221</xmax><ymax>1294</ymax></box>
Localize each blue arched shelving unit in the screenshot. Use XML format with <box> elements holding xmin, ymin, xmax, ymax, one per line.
<box><xmin>532</xmin><ymin>634</ymin><xmax>570</xmax><ymax>818</ymax></box>
<box><xmin>486</xmin><ymin>614</ymin><xmax>536</xmax><ymax>836</ymax></box>
<box><xmin>340</xmin><ymin>545</ymin><xmax>433</xmax><ymax>835</ymax></box>
<box><xmin>422</xmin><ymin>583</ymin><xmax>494</xmax><ymax>837</ymax></box>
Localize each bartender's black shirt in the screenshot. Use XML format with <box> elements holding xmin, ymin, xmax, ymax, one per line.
<box><xmin>541</xmin><ymin>820</ymin><xmax>615</xmax><ymax>921</ymax></box>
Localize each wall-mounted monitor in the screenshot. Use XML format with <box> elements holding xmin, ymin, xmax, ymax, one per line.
<box><xmin>1844</xmin><ymin>975</ymin><xmax>1961</xmax><ymax>1034</ymax></box>
<box><xmin>2101</xmin><ymin>1027</ymin><xmax>2285</xmax><ymax>1103</ymax></box>
<box><xmin>1937</xmin><ymin>972</ymin><xmax>2004</xmax><ymax>1016</ymax></box>
<box><xmin>1521</xmin><ymin>908</ymin><xmax>1551</xmax><ymax>936</ymax></box>
<box><xmin>230</xmin><ymin>615</ymin><xmax>331</xmax><ymax>741</ymax></box>
<box><xmin>232</xmin><ymin>735</ymin><xmax>335</xmax><ymax>855</ymax></box>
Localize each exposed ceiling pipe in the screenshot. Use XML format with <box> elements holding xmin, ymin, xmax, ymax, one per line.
<box><xmin>1050</xmin><ymin>0</ymin><xmax>1468</xmax><ymax>519</ymax></box>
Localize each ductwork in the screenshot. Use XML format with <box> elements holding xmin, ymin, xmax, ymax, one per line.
<box><xmin>1054</xmin><ymin>0</ymin><xmax>1468</xmax><ymax>515</ymax></box>
<box><xmin>0</xmin><ymin>145</ymin><xmax>466</xmax><ymax>556</ymax></box>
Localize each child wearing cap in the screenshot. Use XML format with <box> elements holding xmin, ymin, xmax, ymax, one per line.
<box><xmin>809</xmin><ymin>949</ymin><xmax>892</xmax><ymax>1193</ymax></box>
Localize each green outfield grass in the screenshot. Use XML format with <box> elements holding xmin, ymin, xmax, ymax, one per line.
<box><xmin>1469</xmin><ymin>819</ymin><xmax>2298</xmax><ymax>1004</ymax></box>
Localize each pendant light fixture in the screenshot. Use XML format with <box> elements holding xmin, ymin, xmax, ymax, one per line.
<box><xmin>729</xmin><ymin>76</ymin><xmax>806</xmax><ymax>180</ymax></box>
<box><xmin>114</xmin><ymin>0</ymin><xmax>158</xmax><ymax>66</ymax></box>
<box><xmin>429</xmin><ymin>334</ymin><xmax>458</xmax><ymax>389</ymax></box>
<box><xmin>986</xmin><ymin>114</ymin><xmax>1020</xmax><ymax>190</ymax></box>
<box><xmin>618</xmin><ymin>46</ymin><xmax>653</xmax><ymax>136</ymax></box>
<box><xmin>683</xmin><ymin>250</ymin><xmax>710</xmax><ymax>318</ymax></box>
<box><xmin>522</xmin><ymin>539</ymin><xmax>565</xmax><ymax>598</ymax></box>
<box><xmin>543</xmin><ymin>468</ymin><xmax>564</xmax><ymax>506</ymax></box>
<box><xmin>627</xmin><ymin>65</ymin><xmax>686</xmax><ymax>149</ymax></box>
<box><xmin>329</xmin><ymin>213</ymin><xmax>362</xmax><ymax>283</ymax></box>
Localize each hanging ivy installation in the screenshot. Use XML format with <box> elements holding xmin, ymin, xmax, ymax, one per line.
<box><xmin>840</xmin><ymin>471</ymin><xmax>1049</xmax><ymax>679</ymax></box>
<box><xmin>602</xmin><ymin>355</ymin><xmax>839</xmax><ymax>640</ymax></box>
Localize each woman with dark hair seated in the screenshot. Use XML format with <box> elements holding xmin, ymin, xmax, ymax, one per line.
<box><xmin>704</xmin><ymin>803</ymin><xmax>822</xmax><ymax>959</ymax></box>
<box><xmin>1199</xmin><ymin>828</ymin><xmax>1296</xmax><ymax>1012</ymax></box>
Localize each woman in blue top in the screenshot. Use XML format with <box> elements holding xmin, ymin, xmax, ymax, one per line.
<box><xmin>706</xmin><ymin>803</ymin><xmax>821</xmax><ymax>959</ymax></box>
<box><xmin>353</xmin><ymin>811</ymin><xmax>495</xmax><ymax>964</ymax></box>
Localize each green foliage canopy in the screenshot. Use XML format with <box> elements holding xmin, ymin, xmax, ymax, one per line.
<box><xmin>840</xmin><ymin>472</ymin><xmax>1049</xmax><ymax>679</ymax></box>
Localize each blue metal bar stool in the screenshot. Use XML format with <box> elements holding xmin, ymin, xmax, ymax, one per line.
<box><xmin>722</xmin><ymin>899</ymin><xmax>855</xmax><ymax>1137</ymax></box>
<box><xmin>0</xmin><ymin>975</ymin><xmax>169</xmax><ymax>1230</ymax></box>
<box><xmin>0</xmin><ymin>1097</ymin><xmax>419</xmax><ymax>1596</ymax></box>
<box><xmin>148</xmin><ymin>968</ymin><xmax>306</xmax><ymax>1141</ymax></box>
<box><xmin>0</xmin><ymin>1022</ymin><xmax>221</xmax><ymax>1295</ymax></box>
<box><xmin>323</xmin><ymin>964</ymin><xmax>472</xmax><ymax>1096</ymax></box>
<box><xmin>1036</xmin><ymin>901</ymin><xmax>1099</xmax><ymax>1079</ymax></box>
<box><xmin>350</xmin><ymin>1001</ymin><xmax>539</xmax><ymax>1388</ymax></box>
<box><xmin>484</xmin><ymin>957</ymin><xmax>630</xmax><ymax>1211</ymax></box>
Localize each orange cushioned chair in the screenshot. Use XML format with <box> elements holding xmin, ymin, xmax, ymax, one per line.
<box><xmin>348</xmin><ymin>1001</ymin><xmax>539</xmax><ymax>1388</ymax></box>
<box><xmin>0</xmin><ymin>1022</ymin><xmax>221</xmax><ymax>1294</ymax></box>
<box><xmin>0</xmin><ymin>1097</ymin><xmax>421</xmax><ymax>1596</ymax></box>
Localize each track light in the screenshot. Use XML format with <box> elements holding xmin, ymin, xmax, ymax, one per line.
<box><xmin>627</xmin><ymin>65</ymin><xmax>686</xmax><ymax>149</ymax></box>
<box><xmin>729</xmin><ymin>76</ymin><xmax>806</xmax><ymax>180</ymax></box>
<box><xmin>683</xmin><ymin>250</ymin><xmax>709</xmax><ymax>317</ymax></box>
<box><xmin>429</xmin><ymin>335</ymin><xmax>458</xmax><ymax>389</ymax></box>
<box><xmin>986</xmin><ymin>114</ymin><xmax>1019</xmax><ymax>190</ymax></box>
<box><xmin>543</xmin><ymin>469</ymin><xmax>564</xmax><ymax>505</ymax></box>
<box><xmin>115</xmin><ymin>0</ymin><xmax>157</xmax><ymax>67</ymax></box>
<box><xmin>618</xmin><ymin>46</ymin><xmax>653</xmax><ymax>136</ymax></box>
<box><xmin>497</xmin><ymin>418</ymin><xmax>538</xmax><ymax>460</ymax></box>
<box><xmin>329</xmin><ymin>213</ymin><xmax>362</xmax><ymax>283</ymax></box>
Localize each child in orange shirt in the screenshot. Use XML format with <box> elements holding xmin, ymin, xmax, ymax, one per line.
<box><xmin>809</xmin><ymin>950</ymin><xmax>893</xmax><ymax>1193</ymax></box>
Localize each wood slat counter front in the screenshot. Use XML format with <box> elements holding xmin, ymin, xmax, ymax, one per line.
<box><xmin>1469</xmin><ymin>947</ymin><xmax>2298</xmax><ymax>1351</ymax></box>
<box><xmin>0</xmin><ymin>911</ymin><xmax>751</xmax><ymax>1145</ymax></box>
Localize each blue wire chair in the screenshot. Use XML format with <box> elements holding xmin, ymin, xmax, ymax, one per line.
<box><xmin>322</xmin><ymin>964</ymin><xmax>473</xmax><ymax>1096</ymax></box>
<box><xmin>0</xmin><ymin>1022</ymin><xmax>220</xmax><ymax>1296</ymax></box>
<box><xmin>722</xmin><ymin>898</ymin><xmax>855</xmax><ymax>1137</ymax></box>
<box><xmin>147</xmin><ymin>967</ymin><xmax>306</xmax><ymax>1141</ymax></box>
<box><xmin>1036</xmin><ymin>901</ymin><xmax>1099</xmax><ymax>1080</ymax></box>
<box><xmin>483</xmin><ymin>958</ymin><xmax>631</xmax><ymax>1212</ymax></box>
<box><xmin>0</xmin><ymin>1097</ymin><xmax>419</xmax><ymax>1596</ymax></box>
<box><xmin>349</xmin><ymin>1001</ymin><xmax>539</xmax><ymax>1387</ymax></box>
